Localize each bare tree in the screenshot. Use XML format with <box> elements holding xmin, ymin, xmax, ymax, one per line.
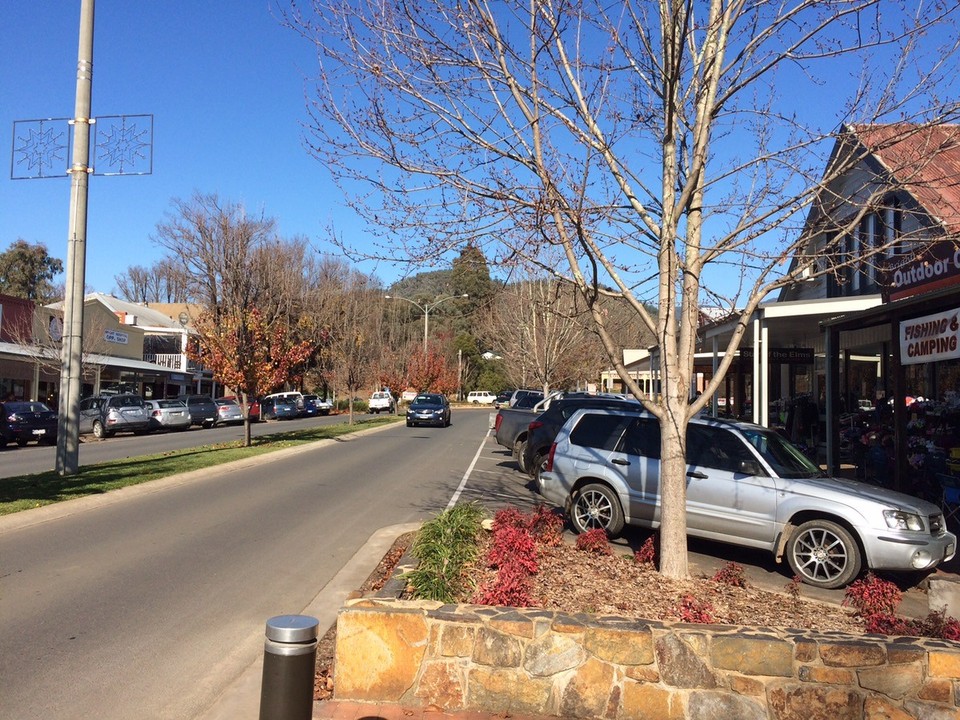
<box><xmin>326</xmin><ymin>271</ymin><xmax>385</xmax><ymax>423</ymax></box>
<box><xmin>285</xmin><ymin>1</ymin><xmax>960</xmax><ymax>579</ymax></box>
<box><xmin>479</xmin><ymin>270</ymin><xmax>598</xmax><ymax>393</ymax></box>
<box><xmin>113</xmin><ymin>258</ymin><xmax>190</xmax><ymax>304</ymax></box>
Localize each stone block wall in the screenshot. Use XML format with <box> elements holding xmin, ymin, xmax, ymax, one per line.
<box><xmin>333</xmin><ymin>598</ymin><xmax>960</xmax><ymax>719</ymax></box>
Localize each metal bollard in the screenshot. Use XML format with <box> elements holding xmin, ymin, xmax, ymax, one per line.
<box><xmin>258</xmin><ymin>614</ymin><xmax>320</xmax><ymax>720</ymax></box>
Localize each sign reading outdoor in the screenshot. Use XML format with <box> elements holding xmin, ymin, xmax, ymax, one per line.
<box><xmin>900</xmin><ymin>307</ymin><xmax>960</xmax><ymax>366</ymax></box>
<box><xmin>880</xmin><ymin>243</ymin><xmax>960</xmax><ymax>301</ymax></box>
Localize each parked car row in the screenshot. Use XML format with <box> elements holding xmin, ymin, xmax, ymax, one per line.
<box><xmin>495</xmin><ymin>395</ymin><xmax>958</xmax><ymax>589</ymax></box>
<box><xmin>2</xmin><ymin>390</ymin><xmax>337</xmax><ymax>447</ymax></box>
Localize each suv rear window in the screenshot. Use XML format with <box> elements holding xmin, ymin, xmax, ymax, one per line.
<box><xmin>111</xmin><ymin>395</ymin><xmax>144</xmax><ymax>408</ymax></box>
<box><xmin>569</xmin><ymin>413</ymin><xmax>633</xmax><ymax>451</ymax></box>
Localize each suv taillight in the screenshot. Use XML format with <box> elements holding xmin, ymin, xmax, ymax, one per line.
<box><xmin>544</xmin><ymin>443</ymin><xmax>557</xmax><ymax>472</ymax></box>
<box><xmin>528</xmin><ymin>420</ymin><xmax>543</xmax><ymax>431</ymax></box>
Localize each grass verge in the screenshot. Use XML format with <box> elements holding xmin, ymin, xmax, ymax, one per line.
<box><xmin>0</xmin><ymin>416</ymin><xmax>403</xmax><ymax>516</ymax></box>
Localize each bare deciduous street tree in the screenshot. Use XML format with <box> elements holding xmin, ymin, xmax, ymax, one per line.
<box><xmin>479</xmin><ymin>271</ymin><xmax>599</xmax><ymax>394</ymax></box>
<box><xmin>285</xmin><ymin>1</ymin><xmax>960</xmax><ymax>579</ymax></box>
<box><xmin>113</xmin><ymin>258</ymin><xmax>190</xmax><ymax>304</ymax></box>
<box><xmin>325</xmin><ymin>270</ymin><xmax>386</xmax><ymax>423</ymax></box>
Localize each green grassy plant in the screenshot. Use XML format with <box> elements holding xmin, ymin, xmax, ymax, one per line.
<box><xmin>406</xmin><ymin>502</ymin><xmax>486</xmax><ymax>602</ymax></box>
<box><xmin>0</xmin><ymin>416</ymin><xmax>401</xmax><ymax>516</ymax></box>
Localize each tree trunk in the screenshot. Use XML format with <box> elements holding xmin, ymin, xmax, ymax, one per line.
<box><xmin>657</xmin><ymin>398</ymin><xmax>689</xmax><ymax>579</ymax></box>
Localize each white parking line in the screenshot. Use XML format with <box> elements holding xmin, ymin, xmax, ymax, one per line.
<box><xmin>446</xmin><ymin>427</ymin><xmax>492</xmax><ymax>509</ymax></box>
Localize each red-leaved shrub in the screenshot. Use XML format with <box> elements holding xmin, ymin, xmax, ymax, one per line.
<box><xmin>576</xmin><ymin>528</ymin><xmax>612</xmax><ymax>555</ymax></box>
<box><xmin>486</xmin><ymin>524</ymin><xmax>538</xmax><ymax>574</ymax></box>
<box><xmin>474</xmin><ymin>562</ymin><xmax>532</xmax><ymax>607</ymax></box>
<box><xmin>634</xmin><ymin>535</ymin><xmax>658</xmax><ymax>568</ymax></box>
<box><xmin>840</xmin><ymin>572</ymin><xmax>960</xmax><ymax>640</ymax></box>
<box><xmin>674</xmin><ymin>594</ymin><xmax>715</xmax><ymax>624</ymax></box>
<box><xmin>491</xmin><ymin>507</ymin><xmax>528</xmax><ymax>533</ymax></box>
<box><xmin>784</xmin><ymin>575</ymin><xmax>802</xmax><ymax>603</ymax></box>
<box><xmin>528</xmin><ymin>505</ymin><xmax>564</xmax><ymax>547</ymax></box>
<box><xmin>842</xmin><ymin>573</ymin><xmax>902</xmax><ymax>617</ymax></box>
<box><xmin>711</xmin><ymin>562</ymin><xmax>748</xmax><ymax>588</ymax></box>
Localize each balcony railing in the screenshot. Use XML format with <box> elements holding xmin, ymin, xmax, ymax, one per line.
<box><xmin>143</xmin><ymin>353</ymin><xmax>200</xmax><ymax>372</ymax></box>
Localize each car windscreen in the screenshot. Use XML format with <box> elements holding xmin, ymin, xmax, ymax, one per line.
<box><xmin>738</xmin><ymin>427</ymin><xmax>822</xmax><ymax>479</ymax></box>
<box><xmin>412</xmin><ymin>395</ymin><xmax>442</xmax><ymax>406</ymax></box>
<box><xmin>157</xmin><ymin>400</ymin><xmax>185</xmax><ymax>409</ymax></box>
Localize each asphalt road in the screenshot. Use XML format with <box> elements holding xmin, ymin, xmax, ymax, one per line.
<box><xmin>0</xmin><ymin>411</ymin><xmax>373</xmax><ymax>479</ymax></box>
<box><xmin>0</xmin><ymin>407</ymin><xmax>511</xmax><ymax>720</ymax></box>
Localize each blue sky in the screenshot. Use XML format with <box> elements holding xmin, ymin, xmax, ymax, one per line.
<box><xmin>1</xmin><ymin>1</ymin><xmax>398</xmax><ymax>294</ymax></box>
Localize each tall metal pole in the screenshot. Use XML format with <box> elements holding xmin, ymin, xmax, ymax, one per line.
<box><xmin>56</xmin><ymin>0</ymin><xmax>95</xmax><ymax>475</ymax></box>
<box><xmin>423</xmin><ymin>306</ymin><xmax>429</xmax><ymax>357</ymax></box>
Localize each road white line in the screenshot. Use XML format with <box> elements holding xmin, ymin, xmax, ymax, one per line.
<box><xmin>447</xmin><ymin>428</ymin><xmax>492</xmax><ymax>509</ymax></box>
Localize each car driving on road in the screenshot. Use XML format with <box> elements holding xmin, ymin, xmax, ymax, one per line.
<box><xmin>406</xmin><ymin>393</ymin><xmax>451</xmax><ymax>427</ymax></box>
<box><xmin>537</xmin><ymin>408</ymin><xmax>957</xmax><ymax>589</ymax></box>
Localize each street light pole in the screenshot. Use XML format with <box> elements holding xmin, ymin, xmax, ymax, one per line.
<box><xmin>57</xmin><ymin>0</ymin><xmax>95</xmax><ymax>476</ymax></box>
<box><xmin>385</xmin><ymin>293</ymin><xmax>469</xmax><ymax>356</ymax></box>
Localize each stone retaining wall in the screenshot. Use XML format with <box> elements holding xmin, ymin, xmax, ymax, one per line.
<box><xmin>333</xmin><ymin>598</ymin><xmax>960</xmax><ymax>719</ymax></box>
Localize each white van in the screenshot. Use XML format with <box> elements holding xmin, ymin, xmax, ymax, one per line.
<box><xmin>467</xmin><ymin>391</ymin><xmax>496</xmax><ymax>405</ymax></box>
<box><xmin>261</xmin><ymin>391</ymin><xmax>305</xmax><ymax>415</ymax></box>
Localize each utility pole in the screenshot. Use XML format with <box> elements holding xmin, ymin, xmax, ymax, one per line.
<box><xmin>56</xmin><ymin>0</ymin><xmax>96</xmax><ymax>476</ymax></box>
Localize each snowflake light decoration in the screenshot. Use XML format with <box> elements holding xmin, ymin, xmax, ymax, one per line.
<box><xmin>11</xmin><ymin>119</ymin><xmax>69</xmax><ymax>179</ymax></box>
<box><xmin>93</xmin><ymin>114</ymin><xmax>153</xmax><ymax>176</ymax></box>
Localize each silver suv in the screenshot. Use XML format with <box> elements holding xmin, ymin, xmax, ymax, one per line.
<box><xmin>537</xmin><ymin>408</ymin><xmax>956</xmax><ymax>588</ymax></box>
<box><xmin>78</xmin><ymin>394</ymin><xmax>150</xmax><ymax>438</ymax></box>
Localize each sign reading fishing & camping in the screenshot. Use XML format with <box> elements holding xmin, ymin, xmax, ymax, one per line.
<box><xmin>900</xmin><ymin>308</ymin><xmax>960</xmax><ymax>365</ymax></box>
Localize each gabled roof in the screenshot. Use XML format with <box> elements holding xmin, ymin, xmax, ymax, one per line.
<box><xmin>46</xmin><ymin>293</ymin><xmax>189</xmax><ymax>332</ymax></box>
<box><xmin>848</xmin><ymin>123</ymin><xmax>960</xmax><ymax>235</ymax></box>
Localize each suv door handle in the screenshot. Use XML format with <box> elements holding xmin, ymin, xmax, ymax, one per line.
<box><xmin>612</xmin><ymin>458</ymin><xmax>630</xmax><ymax>466</ymax></box>
<box><xmin>687</xmin><ymin>470</ymin><xmax>708</xmax><ymax>479</ymax></box>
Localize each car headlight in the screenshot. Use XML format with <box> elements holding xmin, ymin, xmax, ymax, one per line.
<box><xmin>883</xmin><ymin>510</ymin><xmax>924</xmax><ymax>531</ymax></box>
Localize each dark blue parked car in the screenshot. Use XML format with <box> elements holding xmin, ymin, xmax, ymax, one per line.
<box><xmin>1</xmin><ymin>400</ymin><xmax>58</xmax><ymax>446</ymax></box>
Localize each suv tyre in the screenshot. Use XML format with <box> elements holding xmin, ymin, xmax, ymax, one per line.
<box><xmin>786</xmin><ymin>519</ymin><xmax>862</xmax><ymax>589</ymax></box>
<box><xmin>571</xmin><ymin>483</ymin><xmax>624</xmax><ymax>536</ymax></box>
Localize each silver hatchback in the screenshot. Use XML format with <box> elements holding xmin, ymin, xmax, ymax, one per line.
<box><xmin>537</xmin><ymin>408</ymin><xmax>956</xmax><ymax>588</ymax></box>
